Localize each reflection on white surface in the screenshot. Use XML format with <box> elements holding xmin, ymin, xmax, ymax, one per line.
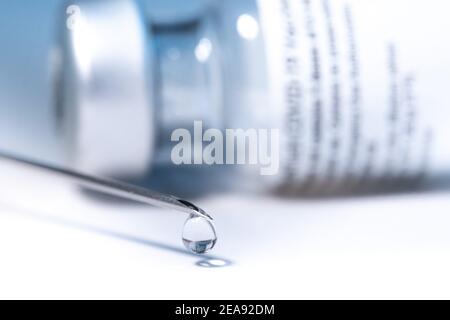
<box><xmin>236</xmin><ymin>14</ymin><xmax>259</xmax><ymax>40</ymax></box>
<box><xmin>196</xmin><ymin>258</ymin><xmax>229</xmax><ymax>268</ymax></box>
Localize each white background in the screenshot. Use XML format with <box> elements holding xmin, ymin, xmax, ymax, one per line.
<box><xmin>1</xmin><ymin>160</ymin><xmax>450</xmax><ymax>299</ymax></box>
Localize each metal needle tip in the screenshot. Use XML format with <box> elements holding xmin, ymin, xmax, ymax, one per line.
<box><xmin>0</xmin><ymin>152</ymin><xmax>213</xmax><ymax>220</ymax></box>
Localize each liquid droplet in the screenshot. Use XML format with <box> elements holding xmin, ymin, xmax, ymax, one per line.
<box><xmin>182</xmin><ymin>213</ymin><xmax>217</xmax><ymax>254</ymax></box>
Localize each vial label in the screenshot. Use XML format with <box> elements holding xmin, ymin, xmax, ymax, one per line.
<box><xmin>258</xmin><ymin>0</ymin><xmax>450</xmax><ymax>191</ymax></box>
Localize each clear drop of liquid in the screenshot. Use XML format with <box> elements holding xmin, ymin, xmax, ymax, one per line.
<box><xmin>182</xmin><ymin>213</ymin><xmax>217</xmax><ymax>254</ymax></box>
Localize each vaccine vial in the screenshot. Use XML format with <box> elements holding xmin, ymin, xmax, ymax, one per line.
<box><xmin>52</xmin><ymin>0</ymin><xmax>450</xmax><ymax>195</ymax></box>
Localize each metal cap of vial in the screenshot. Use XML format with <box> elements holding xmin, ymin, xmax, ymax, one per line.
<box><xmin>55</xmin><ymin>0</ymin><xmax>153</xmax><ymax>177</ymax></box>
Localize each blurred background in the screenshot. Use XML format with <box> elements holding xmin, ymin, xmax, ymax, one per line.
<box><xmin>1</xmin><ymin>0</ymin><xmax>450</xmax><ymax>299</ymax></box>
<box><xmin>0</xmin><ymin>0</ymin><xmax>214</xmax><ymax>167</ymax></box>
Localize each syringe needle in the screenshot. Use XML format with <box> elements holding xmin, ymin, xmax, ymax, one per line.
<box><xmin>0</xmin><ymin>151</ymin><xmax>213</xmax><ymax>220</ymax></box>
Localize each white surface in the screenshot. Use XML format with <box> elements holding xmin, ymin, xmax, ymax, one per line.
<box><xmin>1</xmin><ymin>161</ymin><xmax>450</xmax><ymax>299</ymax></box>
